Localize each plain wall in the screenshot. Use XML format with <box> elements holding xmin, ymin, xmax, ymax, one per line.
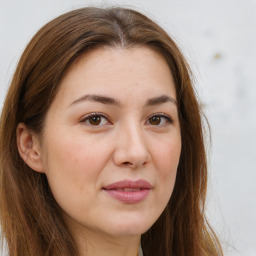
<box><xmin>0</xmin><ymin>0</ymin><xmax>255</xmax><ymax>255</ymax></box>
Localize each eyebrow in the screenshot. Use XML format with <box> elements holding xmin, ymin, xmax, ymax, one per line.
<box><xmin>70</xmin><ymin>94</ymin><xmax>121</xmax><ymax>107</ymax></box>
<box><xmin>70</xmin><ymin>94</ymin><xmax>177</xmax><ymax>107</ymax></box>
<box><xmin>145</xmin><ymin>95</ymin><xmax>177</xmax><ymax>106</ymax></box>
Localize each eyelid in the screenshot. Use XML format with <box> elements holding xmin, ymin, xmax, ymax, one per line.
<box><xmin>146</xmin><ymin>113</ymin><xmax>174</xmax><ymax>125</ymax></box>
<box><xmin>80</xmin><ymin>112</ymin><xmax>112</xmax><ymax>125</ymax></box>
<box><xmin>79</xmin><ymin>112</ymin><xmax>174</xmax><ymax>127</ymax></box>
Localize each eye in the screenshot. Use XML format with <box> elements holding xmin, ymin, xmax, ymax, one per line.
<box><xmin>147</xmin><ymin>114</ymin><xmax>173</xmax><ymax>126</ymax></box>
<box><xmin>80</xmin><ymin>113</ymin><xmax>111</xmax><ymax>126</ymax></box>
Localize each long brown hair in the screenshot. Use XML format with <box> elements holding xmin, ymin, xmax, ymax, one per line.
<box><xmin>0</xmin><ymin>7</ymin><xmax>223</xmax><ymax>256</ymax></box>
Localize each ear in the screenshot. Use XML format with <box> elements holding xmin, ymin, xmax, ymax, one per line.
<box><xmin>16</xmin><ymin>123</ymin><xmax>45</xmax><ymax>173</ymax></box>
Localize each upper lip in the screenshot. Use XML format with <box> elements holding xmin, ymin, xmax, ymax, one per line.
<box><xmin>103</xmin><ymin>179</ymin><xmax>152</xmax><ymax>190</ymax></box>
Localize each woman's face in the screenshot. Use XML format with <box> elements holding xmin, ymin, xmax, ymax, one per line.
<box><xmin>38</xmin><ymin>47</ymin><xmax>181</xmax><ymax>239</ymax></box>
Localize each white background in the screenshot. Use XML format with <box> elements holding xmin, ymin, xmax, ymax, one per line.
<box><xmin>0</xmin><ymin>0</ymin><xmax>255</xmax><ymax>255</ymax></box>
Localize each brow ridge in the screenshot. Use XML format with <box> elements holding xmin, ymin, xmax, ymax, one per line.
<box><xmin>70</xmin><ymin>94</ymin><xmax>177</xmax><ymax>107</ymax></box>
<box><xmin>145</xmin><ymin>95</ymin><xmax>177</xmax><ymax>106</ymax></box>
<box><xmin>70</xmin><ymin>94</ymin><xmax>121</xmax><ymax>106</ymax></box>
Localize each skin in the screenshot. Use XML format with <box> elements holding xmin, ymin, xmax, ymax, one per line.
<box><xmin>17</xmin><ymin>46</ymin><xmax>181</xmax><ymax>256</ymax></box>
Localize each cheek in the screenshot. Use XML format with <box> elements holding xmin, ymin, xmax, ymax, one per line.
<box><xmin>42</xmin><ymin>132</ymin><xmax>111</xmax><ymax>207</ymax></box>
<box><xmin>154</xmin><ymin>138</ymin><xmax>181</xmax><ymax>176</ymax></box>
<box><xmin>152</xmin><ymin>137</ymin><xmax>181</xmax><ymax>201</ymax></box>
<box><xmin>44</xmin><ymin>130</ymin><xmax>110</xmax><ymax>175</ymax></box>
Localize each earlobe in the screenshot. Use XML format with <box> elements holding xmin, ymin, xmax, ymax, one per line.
<box><xmin>16</xmin><ymin>123</ymin><xmax>45</xmax><ymax>173</ymax></box>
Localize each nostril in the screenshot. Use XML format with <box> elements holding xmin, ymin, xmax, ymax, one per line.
<box><xmin>122</xmin><ymin>161</ymin><xmax>137</xmax><ymax>168</ymax></box>
<box><xmin>123</xmin><ymin>161</ymin><xmax>132</xmax><ymax>166</ymax></box>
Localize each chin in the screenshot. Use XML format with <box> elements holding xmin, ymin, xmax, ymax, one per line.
<box><xmin>105</xmin><ymin>215</ymin><xmax>154</xmax><ymax>237</ymax></box>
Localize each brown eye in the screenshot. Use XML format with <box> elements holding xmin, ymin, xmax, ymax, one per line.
<box><xmin>81</xmin><ymin>113</ymin><xmax>110</xmax><ymax>126</ymax></box>
<box><xmin>147</xmin><ymin>114</ymin><xmax>173</xmax><ymax>126</ymax></box>
<box><xmin>88</xmin><ymin>116</ymin><xmax>102</xmax><ymax>125</ymax></box>
<box><xmin>149</xmin><ymin>116</ymin><xmax>161</xmax><ymax>125</ymax></box>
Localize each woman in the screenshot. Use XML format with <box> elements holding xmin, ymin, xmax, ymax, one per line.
<box><xmin>0</xmin><ymin>7</ymin><xmax>223</xmax><ymax>256</ymax></box>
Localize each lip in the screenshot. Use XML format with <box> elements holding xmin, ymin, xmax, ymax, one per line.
<box><xmin>103</xmin><ymin>179</ymin><xmax>152</xmax><ymax>204</ymax></box>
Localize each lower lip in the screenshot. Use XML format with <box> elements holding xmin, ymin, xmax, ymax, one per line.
<box><xmin>104</xmin><ymin>189</ymin><xmax>150</xmax><ymax>204</ymax></box>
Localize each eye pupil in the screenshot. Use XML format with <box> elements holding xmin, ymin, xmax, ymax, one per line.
<box><xmin>149</xmin><ymin>116</ymin><xmax>161</xmax><ymax>125</ymax></box>
<box><xmin>89</xmin><ymin>116</ymin><xmax>101</xmax><ymax>125</ymax></box>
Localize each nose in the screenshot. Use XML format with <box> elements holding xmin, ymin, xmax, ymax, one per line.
<box><xmin>113</xmin><ymin>122</ymin><xmax>151</xmax><ymax>169</ymax></box>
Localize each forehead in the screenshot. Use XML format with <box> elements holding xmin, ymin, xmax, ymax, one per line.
<box><xmin>54</xmin><ymin>46</ymin><xmax>177</xmax><ymax>107</ymax></box>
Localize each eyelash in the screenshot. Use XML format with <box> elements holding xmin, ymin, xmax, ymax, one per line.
<box><xmin>146</xmin><ymin>113</ymin><xmax>174</xmax><ymax>126</ymax></box>
<box><xmin>80</xmin><ymin>112</ymin><xmax>111</xmax><ymax>126</ymax></box>
<box><xmin>80</xmin><ymin>112</ymin><xmax>174</xmax><ymax>127</ymax></box>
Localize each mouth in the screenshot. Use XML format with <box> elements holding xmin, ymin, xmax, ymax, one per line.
<box><xmin>115</xmin><ymin>188</ymin><xmax>143</xmax><ymax>191</ymax></box>
<box><xmin>102</xmin><ymin>179</ymin><xmax>152</xmax><ymax>204</ymax></box>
